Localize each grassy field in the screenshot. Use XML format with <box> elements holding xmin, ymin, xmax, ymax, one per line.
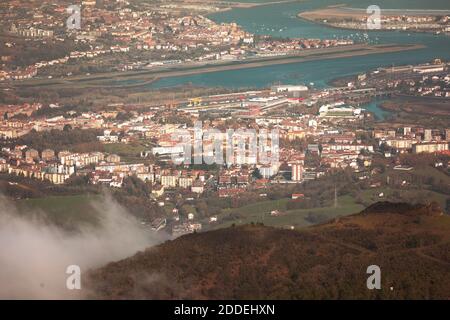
<box><xmin>356</xmin><ymin>187</ymin><xmax>448</xmax><ymax>208</ymax></box>
<box><xmin>11</xmin><ymin>175</ymin><xmax>449</xmax><ymax>233</ymax></box>
<box><xmin>208</xmin><ymin>195</ymin><xmax>365</xmax><ymax>230</ymax></box>
<box><xmin>162</xmin><ymin>202</ymin><xmax>176</xmax><ymax>215</ymax></box>
<box><xmin>103</xmin><ymin>142</ymin><xmax>150</xmax><ymax>162</ymax></box>
<box><xmin>206</xmin><ymin>181</ymin><xmax>450</xmax><ymax>231</ymax></box>
<box><xmin>15</xmin><ymin>194</ymin><xmax>103</xmax><ymax>228</ymax></box>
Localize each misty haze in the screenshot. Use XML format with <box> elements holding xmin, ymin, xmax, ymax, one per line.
<box><xmin>0</xmin><ymin>0</ymin><xmax>449</xmax><ymax>304</ymax></box>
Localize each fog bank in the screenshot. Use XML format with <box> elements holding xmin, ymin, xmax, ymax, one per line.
<box><xmin>0</xmin><ymin>194</ymin><xmax>166</xmax><ymax>299</ymax></box>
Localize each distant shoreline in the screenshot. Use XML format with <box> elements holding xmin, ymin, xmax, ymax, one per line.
<box><xmin>206</xmin><ymin>0</ymin><xmax>303</xmax><ymax>13</ymax></box>
<box><xmin>217</xmin><ymin>0</ymin><xmax>302</xmax><ymax>9</ymax></box>
<box><xmin>298</xmin><ymin>7</ymin><xmax>450</xmax><ymax>33</ymax></box>
<box><xmin>334</xmin><ymin>7</ymin><xmax>450</xmax><ymax>15</ymax></box>
<box><xmin>14</xmin><ymin>43</ymin><xmax>425</xmax><ymax>90</ymax></box>
<box><xmin>299</xmin><ymin>7</ymin><xmax>450</xmax><ymax>19</ymax></box>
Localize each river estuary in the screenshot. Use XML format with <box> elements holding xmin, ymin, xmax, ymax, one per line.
<box><xmin>147</xmin><ymin>0</ymin><xmax>450</xmax><ymax>89</ymax></box>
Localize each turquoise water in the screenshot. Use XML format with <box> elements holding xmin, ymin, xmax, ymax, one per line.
<box><xmin>148</xmin><ymin>0</ymin><xmax>450</xmax><ymax>89</ymax></box>
<box><xmin>360</xmin><ymin>99</ymin><xmax>391</xmax><ymax>121</ymax></box>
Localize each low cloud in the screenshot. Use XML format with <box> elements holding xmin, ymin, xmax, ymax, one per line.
<box><xmin>0</xmin><ymin>194</ymin><xmax>167</xmax><ymax>299</ymax></box>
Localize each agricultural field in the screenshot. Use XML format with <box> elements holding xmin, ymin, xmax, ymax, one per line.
<box><xmin>103</xmin><ymin>141</ymin><xmax>150</xmax><ymax>162</ymax></box>
<box><xmin>207</xmin><ymin>195</ymin><xmax>365</xmax><ymax>230</ymax></box>
<box><xmin>206</xmin><ymin>185</ymin><xmax>449</xmax><ymax>231</ymax></box>
<box><xmin>15</xmin><ymin>194</ymin><xmax>103</xmax><ymax>229</ymax></box>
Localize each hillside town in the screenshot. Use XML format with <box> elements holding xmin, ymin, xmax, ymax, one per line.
<box><xmin>0</xmin><ymin>0</ymin><xmax>449</xmax><ymax>239</ymax></box>
<box><xmin>2</xmin><ymin>0</ymin><xmax>450</xmax><ymax>304</ymax></box>
<box><xmin>1</xmin><ymin>59</ymin><xmax>449</xmax><ymax>236</ymax></box>
<box><xmin>0</xmin><ymin>0</ymin><xmax>356</xmax><ymax>81</ymax></box>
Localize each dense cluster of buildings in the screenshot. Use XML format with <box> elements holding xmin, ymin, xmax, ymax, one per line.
<box><xmin>0</xmin><ymin>66</ymin><xmax>449</xmax><ymax>236</ymax></box>
<box><xmin>2</xmin><ymin>74</ymin><xmax>449</xmax><ymax>191</ymax></box>
<box><xmin>1</xmin><ymin>146</ymin><xmax>76</xmax><ymax>184</ymax></box>
<box><xmin>0</xmin><ymin>0</ymin><xmax>360</xmax><ymax>81</ymax></box>
<box><xmin>255</xmin><ymin>38</ymin><xmax>354</xmax><ymax>56</ymax></box>
<box><xmin>377</xmin><ymin>127</ymin><xmax>450</xmax><ymax>155</ymax></box>
<box><xmin>350</xmin><ymin>61</ymin><xmax>450</xmax><ymax>98</ymax></box>
<box><xmin>0</xmin><ymin>1</ymin><xmax>449</xmax><ymax>235</ymax></box>
<box><xmin>9</xmin><ymin>24</ymin><xmax>54</xmax><ymax>38</ymax></box>
<box><xmin>320</xmin><ymin>11</ymin><xmax>450</xmax><ymax>33</ymax></box>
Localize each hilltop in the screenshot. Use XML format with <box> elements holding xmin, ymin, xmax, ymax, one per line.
<box><xmin>85</xmin><ymin>202</ymin><xmax>450</xmax><ymax>299</ymax></box>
